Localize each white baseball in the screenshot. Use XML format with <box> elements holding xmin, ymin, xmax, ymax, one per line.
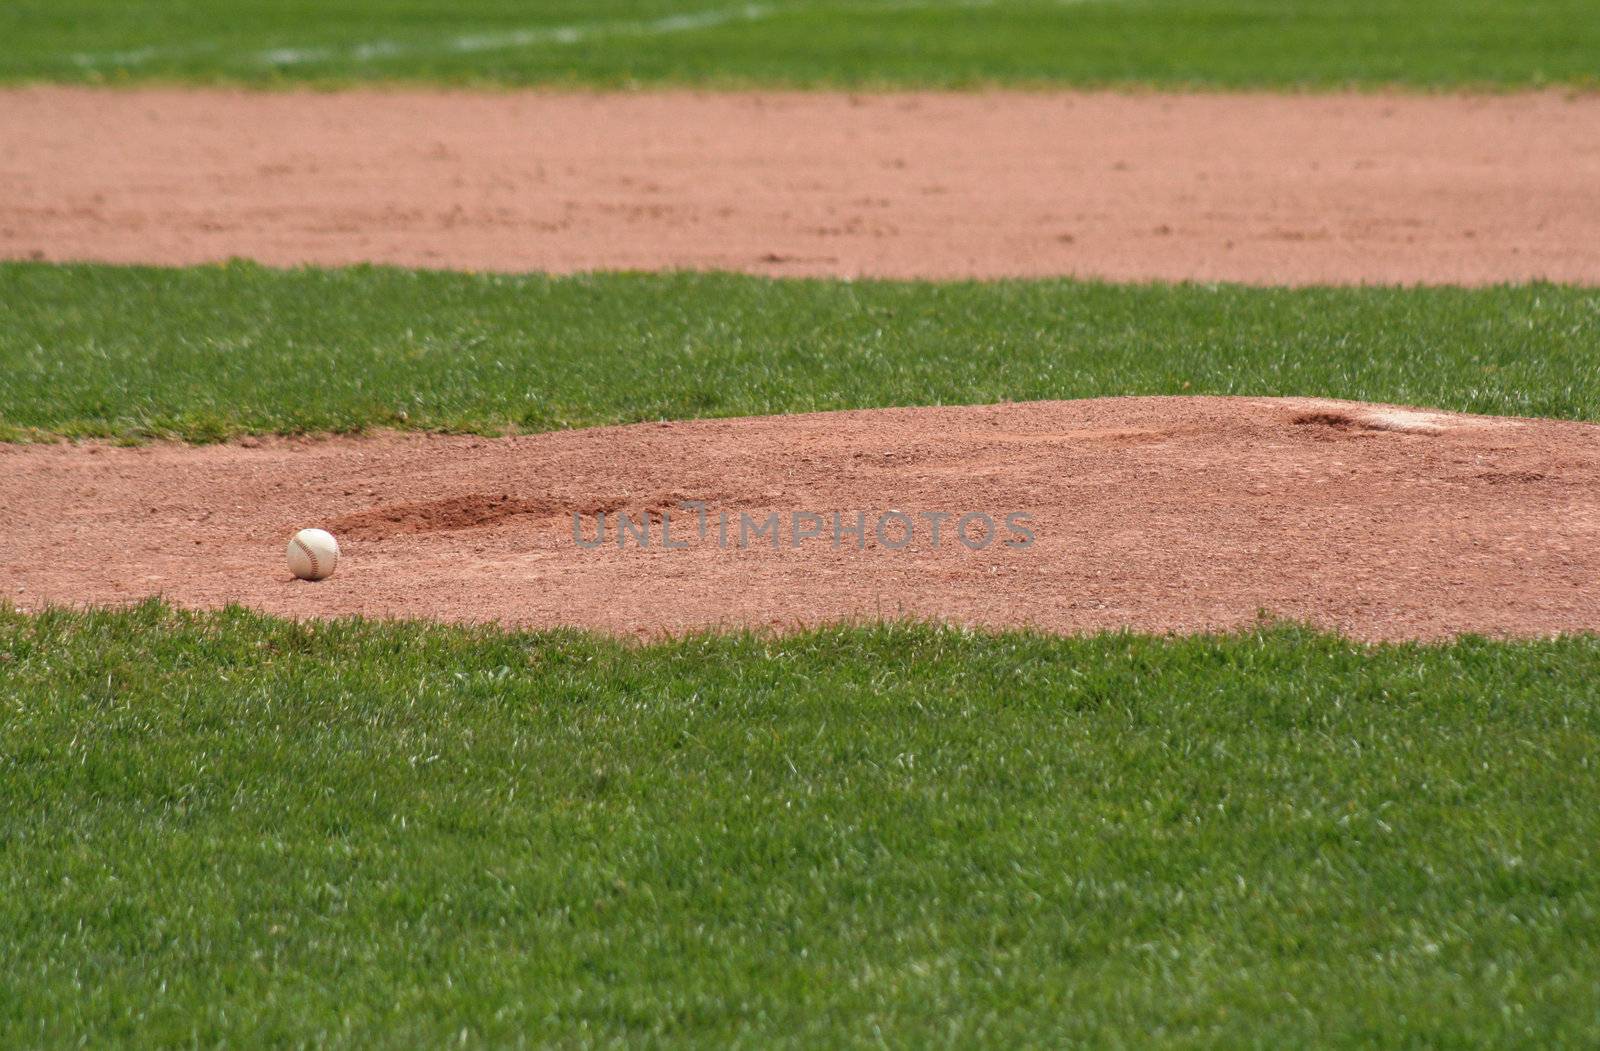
<box><xmin>287</xmin><ymin>528</ymin><xmax>340</xmax><ymax>581</ymax></box>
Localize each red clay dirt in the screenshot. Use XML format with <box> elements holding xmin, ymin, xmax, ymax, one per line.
<box><xmin>3</xmin><ymin>87</ymin><xmax>1600</xmax><ymax>285</ymax></box>
<box><xmin>4</xmin><ymin>397</ymin><xmax>1597</xmax><ymax>641</ymax></box>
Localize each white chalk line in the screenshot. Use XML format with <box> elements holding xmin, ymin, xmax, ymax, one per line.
<box><xmin>71</xmin><ymin>3</ymin><xmax>778</xmax><ymax>69</ymax></box>
<box><xmin>65</xmin><ymin>0</ymin><xmax>1083</xmax><ymax>71</ymax></box>
<box><xmin>266</xmin><ymin>4</ymin><xmax>778</xmax><ymax>67</ymax></box>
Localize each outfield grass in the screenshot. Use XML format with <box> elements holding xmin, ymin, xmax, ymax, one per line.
<box><xmin>3</xmin><ymin>0</ymin><xmax>1598</xmax><ymax>89</ymax></box>
<box><xmin>0</xmin><ymin>602</ymin><xmax>1596</xmax><ymax>1046</ymax></box>
<box><xmin>3</xmin><ymin>262</ymin><xmax>1598</xmax><ymax>442</ymax></box>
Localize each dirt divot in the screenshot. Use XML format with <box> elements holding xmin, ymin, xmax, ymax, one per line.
<box><xmin>3</xmin><ymin>397</ymin><xmax>1597</xmax><ymax>641</ymax></box>
<box><xmin>4</xmin><ymin>88</ymin><xmax>1599</xmax><ymax>284</ymax></box>
<box><xmin>1290</xmin><ymin>404</ymin><xmax>1460</xmax><ymax>435</ymax></box>
<box><xmin>329</xmin><ymin>494</ymin><xmax>571</xmax><ymax>539</ymax></box>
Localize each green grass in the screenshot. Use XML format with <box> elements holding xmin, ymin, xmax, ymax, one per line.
<box><xmin>3</xmin><ymin>0</ymin><xmax>1598</xmax><ymax>89</ymax></box>
<box><xmin>2</xmin><ymin>261</ymin><xmax>1598</xmax><ymax>442</ymax></box>
<box><xmin>0</xmin><ymin>602</ymin><xmax>1597</xmax><ymax>1046</ymax></box>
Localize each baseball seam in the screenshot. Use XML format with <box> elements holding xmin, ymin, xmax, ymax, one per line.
<box><xmin>292</xmin><ymin>535</ymin><xmax>321</xmax><ymax>579</ymax></box>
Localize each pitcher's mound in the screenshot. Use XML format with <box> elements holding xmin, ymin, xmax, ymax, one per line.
<box><xmin>3</xmin><ymin>397</ymin><xmax>1598</xmax><ymax>640</ymax></box>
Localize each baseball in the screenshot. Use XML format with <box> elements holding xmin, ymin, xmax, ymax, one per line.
<box><xmin>287</xmin><ymin>528</ymin><xmax>340</xmax><ymax>581</ymax></box>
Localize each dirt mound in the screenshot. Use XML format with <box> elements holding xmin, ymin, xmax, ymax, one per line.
<box><xmin>328</xmin><ymin>488</ymin><xmax>774</xmax><ymax>539</ymax></box>
<box><xmin>5</xmin><ymin>88</ymin><xmax>1600</xmax><ymax>285</ymax></box>
<box><xmin>3</xmin><ymin>397</ymin><xmax>1598</xmax><ymax>640</ymax></box>
<box><xmin>329</xmin><ymin>493</ymin><xmax>568</xmax><ymax>538</ymax></box>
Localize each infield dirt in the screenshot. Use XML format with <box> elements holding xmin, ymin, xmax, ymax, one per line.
<box><xmin>5</xmin><ymin>397</ymin><xmax>1598</xmax><ymax>640</ymax></box>
<box><xmin>6</xmin><ymin>88</ymin><xmax>1598</xmax><ymax>638</ymax></box>
<box><xmin>4</xmin><ymin>87</ymin><xmax>1600</xmax><ymax>285</ymax></box>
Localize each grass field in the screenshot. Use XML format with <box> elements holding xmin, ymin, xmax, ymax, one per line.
<box><xmin>6</xmin><ymin>1</ymin><xmax>1600</xmax><ymax>1043</ymax></box>
<box><xmin>4</xmin><ymin>0</ymin><xmax>1599</xmax><ymax>88</ymax></box>
<box><xmin>2</xmin><ymin>602</ymin><xmax>1598</xmax><ymax>1046</ymax></box>
<box><xmin>4</xmin><ymin>264</ymin><xmax>1600</xmax><ymax>1044</ymax></box>
<box><xmin>4</xmin><ymin>262</ymin><xmax>1599</xmax><ymax>442</ymax></box>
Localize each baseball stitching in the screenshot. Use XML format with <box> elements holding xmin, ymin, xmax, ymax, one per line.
<box><xmin>292</xmin><ymin>535</ymin><xmax>321</xmax><ymax>578</ymax></box>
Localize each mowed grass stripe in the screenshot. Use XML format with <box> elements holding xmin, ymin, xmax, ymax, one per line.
<box><xmin>4</xmin><ymin>0</ymin><xmax>1599</xmax><ymax>88</ymax></box>
<box><xmin>1</xmin><ymin>602</ymin><xmax>1598</xmax><ymax>1046</ymax></box>
<box><xmin>2</xmin><ymin>262</ymin><xmax>1598</xmax><ymax>442</ymax></box>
